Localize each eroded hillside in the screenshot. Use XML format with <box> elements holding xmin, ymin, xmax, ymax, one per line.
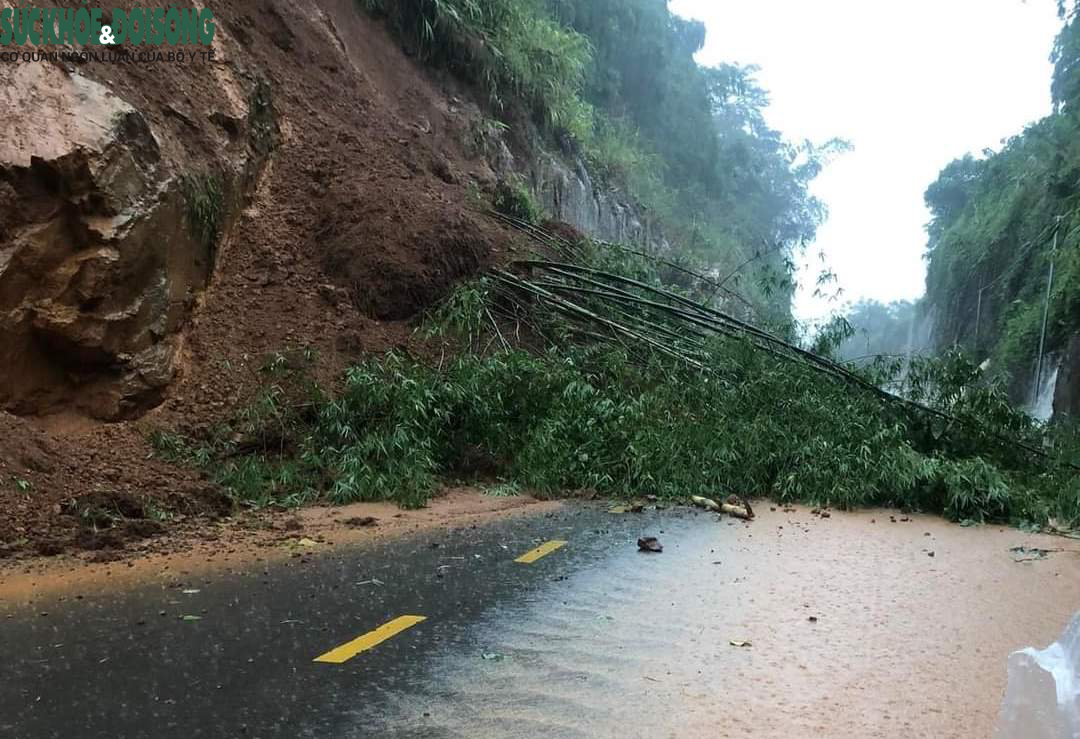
<box><xmin>0</xmin><ymin>0</ymin><xmax>540</xmax><ymax>556</ymax></box>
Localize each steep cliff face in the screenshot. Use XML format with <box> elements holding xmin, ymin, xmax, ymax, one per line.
<box><xmin>482</xmin><ymin>131</ymin><xmax>666</xmax><ymax>250</ymax></box>
<box><xmin>524</xmin><ymin>152</ymin><xmax>667</xmax><ymax>250</ymax></box>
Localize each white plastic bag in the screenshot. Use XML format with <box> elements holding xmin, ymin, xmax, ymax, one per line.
<box><xmin>996</xmin><ymin>612</ymin><xmax>1080</xmax><ymax>738</ymax></box>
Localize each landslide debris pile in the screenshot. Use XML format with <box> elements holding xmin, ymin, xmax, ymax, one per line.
<box><xmin>0</xmin><ymin>0</ymin><xmax>520</xmax><ymax>557</ymax></box>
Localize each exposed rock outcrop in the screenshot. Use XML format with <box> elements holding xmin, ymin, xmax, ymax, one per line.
<box><xmin>485</xmin><ymin>134</ymin><xmax>667</xmax><ymax>250</ymax></box>
<box><xmin>525</xmin><ymin>152</ymin><xmax>666</xmax><ymax>249</ymax></box>
<box><xmin>0</xmin><ymin>60</ymin><xmax>267</xmax><ymax>420</ymax></box>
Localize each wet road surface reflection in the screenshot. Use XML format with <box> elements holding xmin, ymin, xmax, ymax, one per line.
<box><xmin>3</xmin><ymin>503</ymin><xmax>1080</xmax><ymax>738</ymax></box>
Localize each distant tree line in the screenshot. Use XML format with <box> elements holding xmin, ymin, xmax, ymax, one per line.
<box><xmin>835</xmin><ymin>299</ymin><xmax>928</xmax><ymax>363</ymax></box>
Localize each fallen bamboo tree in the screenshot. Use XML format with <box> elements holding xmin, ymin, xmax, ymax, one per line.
<box><xmin>485</xmin><ymin>218</ymin><xmax>1080</xmax><ymax>473</ymax></box>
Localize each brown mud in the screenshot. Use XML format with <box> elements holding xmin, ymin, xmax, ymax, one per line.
<box><xmin>0</xmin><ymin>488</ymin><xmax>558</xmax><ymax>603</ymax></box>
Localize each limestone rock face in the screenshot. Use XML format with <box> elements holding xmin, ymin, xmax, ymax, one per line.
<box><xmin>0</xmin><ymin>64</ymin><xmax>217</xmax><ymax>419</ymax></box>
<box><xmin>525</xmin><ymin>152</ymin><xmax>665</xmax><ymax>249</ymax></box>
<box><xmin>483</xmin><ymin>136</ymin><xmax>669</xmax><ymax>252</ymax></box>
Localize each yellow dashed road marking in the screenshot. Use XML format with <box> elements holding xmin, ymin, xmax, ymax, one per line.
<box><xmin>515</xmin><ymin>540</ymin><xmax>568</xmax><ymax>564</ymax></box>
<box><xmin>314</xmin><ymin>615</ymin><xmax>427</xmax><ymax>664</ymax></box>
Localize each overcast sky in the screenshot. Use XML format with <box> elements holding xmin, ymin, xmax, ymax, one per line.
<box><xmin>669</xmin><ymin>0</ymin><xmax>1063</xmax><ymax>323</ymax></box>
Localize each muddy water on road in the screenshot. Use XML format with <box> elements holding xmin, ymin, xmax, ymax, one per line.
<box><xmin>361</xmin><ymin>507</ymin><xmax>1080</xmax><ymax>739</ymax></box>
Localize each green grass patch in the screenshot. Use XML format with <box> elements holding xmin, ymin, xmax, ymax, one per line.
<box><xmin>492</xmin><ymin>176</ymin><xmax>542</xmax><ymax>224</ymax></box>
<box><xmin>180</xmin><ymin>171</ymin><xmax>224</xmax><ymax>253</ymax></box>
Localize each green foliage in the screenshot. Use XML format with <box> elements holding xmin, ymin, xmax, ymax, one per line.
<box><xmin>808</xmin><ymin>315</ymin><xmax>855</xmax><ymax>360</ymax></box>
<box><xmin>936</xmin><ymin>457</ymin><xmax>1011</xmax><ymax>522</ymax></box>
<box><xmin>151</xmin><ymin>348</ymin><xmax>326</xmax><ymax>508</ymax></box>
<box><xmin>924</xmin><ymin>114</ymin><xmax>1080</xmax><ymax>393</ymax></box>
<box><xmin>419</xmin><ymin>277</ymin><xmax>507</xmax><ymax>355</ymax></box>
<box><xmin>143</xmin><ymin>501</ymin><xmax>174</xmax><ymax>523</ymax></box>
<box><xmin>481</xmin><ymin>480</ymin><xmax>523</xmax><ymax>497</ymax></box>
<box><xmin>493</xmin><ymin>177</ymin><xmax>543</xmax><ymax>223</ymax></box>
<box><xmin>1055</xmin><ymin>1</ymin><xmax>1080</xmax><ymax>109</ymax></box>
<box><xmin>148</xmin><ymin>430</ymin><xmax>192</xmax><ymax>463</ymax></box>
<box><xmin>583</xmin><ymin>115</ymin><xmax>662</xmax><ymax>185</ymax></box>
<box><xmin>360</xmin><ymin>0</ymin><xmax>594</xmax><ymax>139</ymax></box>
<box><xmin>153</xmin><ymin>317</ymin><xmax>1078</xmax><ymax>523</ymax></box>
<box><xmin>180</xmin><ymin>172</ymin><xmax>224</xmax><ymax>253</ymax></box>
<box><xmin>1054</xmin><ymin>469</ymin><xmax>1080</xmax><ymax>524</ymax></box>
<box><xmin>267</xmin><ymin>365</ymin><xmax>437</xmax><ymax>509</ymax></box>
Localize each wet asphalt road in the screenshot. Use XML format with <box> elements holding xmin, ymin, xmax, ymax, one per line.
<box><xmin>1</xmin><ymin>503</ymin><xmax>711</xmax><ymax>739</ymax></box>
<box><xmin>6</xmin><ymin>503</ymin><xmax>1078</xmax><ymax>737</ymax></box>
